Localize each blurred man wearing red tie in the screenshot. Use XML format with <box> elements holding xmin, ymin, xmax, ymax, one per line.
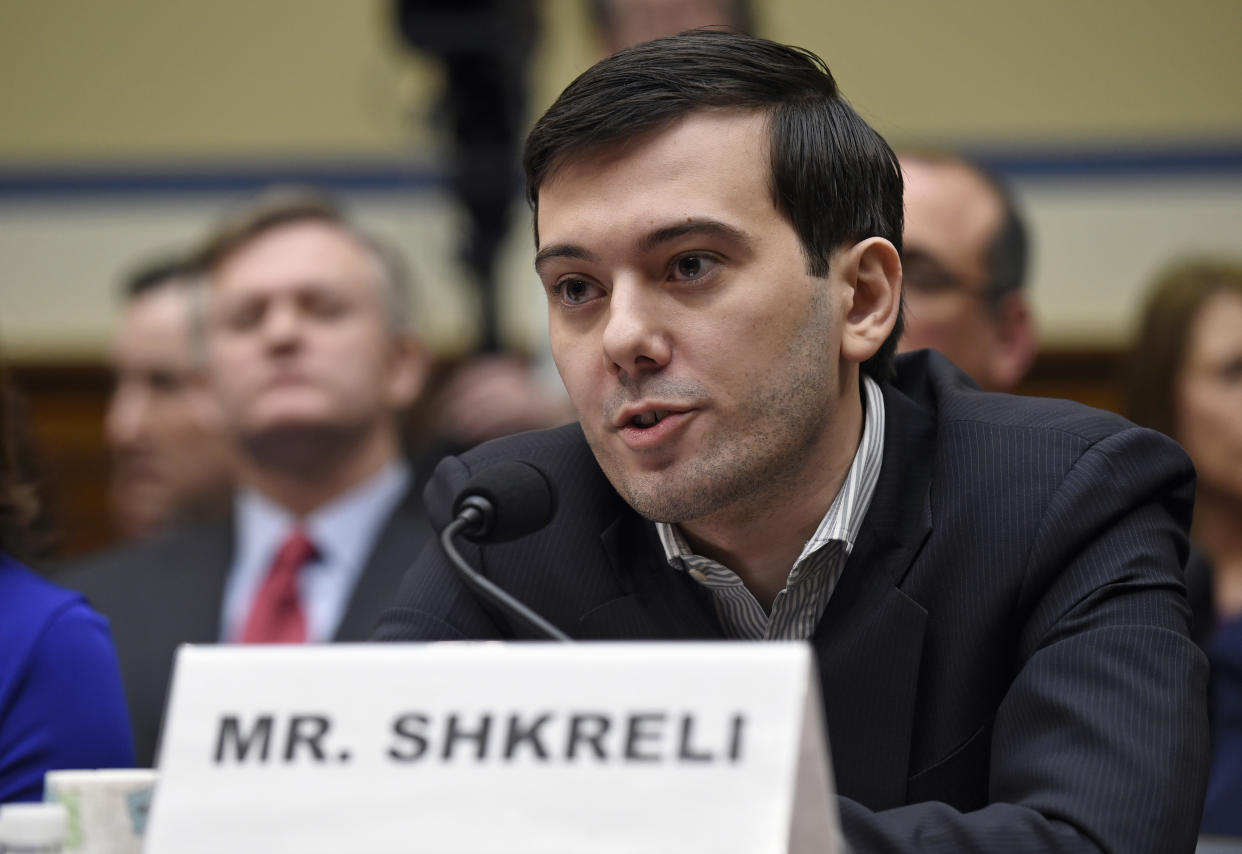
<box><xmin>64</xmin><ymin>187</ymin><xmax>431</xmax><ymax>765</ymax></box>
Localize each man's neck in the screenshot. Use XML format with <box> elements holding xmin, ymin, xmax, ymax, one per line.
<box><xmin>678</xmin><ymin>384</ymin><xmax>864</xmax><ymax>609</ymax></box>
<box><xmin>236</xmin><ymin>423</ymin><xmax>401</xmax><ymax>519</ymax></box>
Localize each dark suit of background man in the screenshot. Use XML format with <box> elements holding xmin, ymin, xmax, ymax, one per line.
<box><xmin>376</xmin><ymin>30</ymin><xmax>1209</xmax><ymax>853</ymax></box>
<box><xmin>65</xmin><ymin>189</ymin><xmax>432</xmax><ymax>766</ymax></box>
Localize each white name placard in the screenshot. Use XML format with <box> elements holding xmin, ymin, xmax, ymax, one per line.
<box><xmin>145</xmin><ymin>642</ymin><xmax>839</xmax><ymax>854</ymax></box>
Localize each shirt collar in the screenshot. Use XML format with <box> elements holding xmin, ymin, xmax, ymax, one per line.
<box><xmin>235</xmin><ymin>460</ymin><xmax>411</xmax><ymax>574</ymax></box>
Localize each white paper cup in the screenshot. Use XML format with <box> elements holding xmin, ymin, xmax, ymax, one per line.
<box><xmin>43</xmin><ymin>769</ymin><xmax>157</xmax><ymax>854</ymax></box>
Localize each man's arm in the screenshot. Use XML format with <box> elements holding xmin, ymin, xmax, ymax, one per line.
<box><xmin>840</xmin><ymin>426</ymin><xmax>1210</xmax><ymax>853</ymax></box>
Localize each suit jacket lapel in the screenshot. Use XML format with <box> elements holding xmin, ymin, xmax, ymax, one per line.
<box><xmin>812</xmin><ymin>381</ymin><xmax>936</xmax><ymax>808</ymax></box>
<box><xmin>578</xmin><ymin>509</ymin><xmax>724</xmax><ymax>640</ymax></box>
<box><xmin>334</xmin><ymin>486</ymin><xmax>431</xmax><ymax>641</ymax></box>
<box><xmin>564</xmin><ymin>381</ymin><xmax>937</xmax><ymax>804</ymax></box>
<box><xmin>170</xmin><ymin>520</ymin><xmax>235</xmax><ymax>643</ymax></box>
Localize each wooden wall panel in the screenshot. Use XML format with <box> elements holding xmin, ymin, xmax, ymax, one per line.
<box><xmin>8</xmin><ymin>362</ymin><xmax>115</xmax><ymax>560</ymax></box>
<box><xmin>1014</xmin><ymin>349</ymin><xmax>1125</xmax><ymax>416</ymax></box>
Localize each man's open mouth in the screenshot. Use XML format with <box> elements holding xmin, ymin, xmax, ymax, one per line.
<box><xmin>630</xmin><ymin>410</ymin><xmax>670</xmax><ymax>428</ymax></box>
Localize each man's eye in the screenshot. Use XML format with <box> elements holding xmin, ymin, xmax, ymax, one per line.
<box><xmin>147</xmin><ymin>371</ymin><xmax>184</xmax><ymax>395</ymax></box>
<box><xmin>1217</xmin><ymin>357</ymin><xmax>1242</xmax><ymax>383</ymax></box>
<box><xmin>556</xmin><ymin>278</ymin><xmax>602</xmax><ymax>306</ymax></box>
<box><xmin>225</xmin><ymin>302</ymin><xmax>264</xmax><ymax>331</ymax></box>
<box><xmin>671</xmin><ymin>254</ymin><xmax>715</xmax><ymax>281</ymax></box>
<box><xmin>303</xmin><ymin>293</ymin><xmax>348</xmax><ymax>319</ymax></box>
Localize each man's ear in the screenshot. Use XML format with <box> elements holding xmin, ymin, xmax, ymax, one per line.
<box><xmin>986</xmin><ymin>292</ymin><xmax>1038</xmax><ymax>391</ymax></box>
<box><xmin>839</xmin><ymin>237</ymin><xmax>902</xmax><ymax>366</ymax></box>
<box><xmin>387</xmin><ymin>332</ymin><xmax>430</xmax><ymax>409</ymax></box>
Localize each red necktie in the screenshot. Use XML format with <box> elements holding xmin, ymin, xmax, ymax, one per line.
<box><xmin>240</xmin><ymin>528</ymin><xmax>315</xmax><ymax>643</ymax></box>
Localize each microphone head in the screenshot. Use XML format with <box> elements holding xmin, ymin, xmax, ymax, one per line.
<box><xmin>452</xmin><ymin>460</ymin><xmax>556</xmax><ymax>543</ymax></box>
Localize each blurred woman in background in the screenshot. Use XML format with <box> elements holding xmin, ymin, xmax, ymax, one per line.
<box><xmin>0</xmin><ymin>364</ymin><xmax>133</xmax><ymax>801</ymax></box>
<box><xmin>1126</xmin><ymin>258</ymin><xmax>1242</xmax><ymax>836</ymax></box>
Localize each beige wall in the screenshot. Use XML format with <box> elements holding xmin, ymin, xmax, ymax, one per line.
<box><xmin>2</xmin><ymin>0</ymin><xmax>1241</xmax><ymax>357</ymax></box>
<box><xmin>0</xmin><ymin>0</ymin><xmax>435</xmax><ymax>161</ymax></box>
<box><xmin>763</xmin><ymin>1</ymin><xmax>1242</xmax><ymax>145</ymax></box>
<box><xmin>5</xmin><ymin>1</ymin><xmax>1240</xmax><ymax>158</ymax></box>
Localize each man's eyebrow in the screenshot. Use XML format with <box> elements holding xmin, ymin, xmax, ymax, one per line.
<box><xmin>534</xmin><ymin>244</ymin><xmax>598</xmax><ymax>274</ymax></box>
<box><xmin>534</xmin><ymin>219</ymin><xmax>750</xmax><ymax>274</ymax></box>
<box><xmin>639</xmin><ymin>219</ymin><xmax>750</xmax><ymax>253</ymax></box>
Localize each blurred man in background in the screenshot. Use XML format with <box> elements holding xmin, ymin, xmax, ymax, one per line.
<box><xmin>897</xmin><ymin>151</ymin><xmax>1037</xmax><ymax>391</ymax></box>
<box><xmin>105</xmin><ymin>257</ymin><xmax>231</xmax><ymax>539</ymax></box>
<box><xmin>65</xmin><ymin>188</ymin><xmax>432</xmax><ymax>766</ymax></box>
<box><xmin>591</xmin><ymin>0</ymin><xmax>753</xmax><ymax>53</ymax></box>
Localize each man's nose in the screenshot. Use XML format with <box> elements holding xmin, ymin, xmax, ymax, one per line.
<box><xmin>105</xmin><ymin>383</ymin><xmax>149</xmax><ymax>450</ymax></box>
<box><xmin>601</xmin><ymin>280</ymin><xmax>671</xmax><ymax>380</ymax></box>
<box><xmin>260</xmin><ymin>301</ymin><xmax>302</xmax><ymax>350</ymax></box>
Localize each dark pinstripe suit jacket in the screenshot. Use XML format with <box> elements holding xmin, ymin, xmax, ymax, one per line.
<box><xmin>61</xmin><ymin>485</ymin><xmax>430</xmax><ymax>768</ymax></box>
<box><xmin>376</xmin><ymin>351</ymin><xmax>1210</xmax><ymax>854</ymax></box>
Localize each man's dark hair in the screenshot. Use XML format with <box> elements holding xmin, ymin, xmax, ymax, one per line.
<box><xmin>123</xmin><ymin>255</ymin><xmax>202</xmax><ymax>300</ymax></box>
<box><xmin>523</xmin><ymin>29</ymin><xmax>905</xmax><ymax>382</ymax></box>
<box><xmin>983</xmin><ymin>168</ymin><xmax>1028</xmax><ymax>303</ymax></box>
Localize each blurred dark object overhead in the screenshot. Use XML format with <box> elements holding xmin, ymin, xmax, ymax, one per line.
<box><xmin>394</xmin><ymin>0</ymin><xmax>539</xmax><ymax>354</ymax></box>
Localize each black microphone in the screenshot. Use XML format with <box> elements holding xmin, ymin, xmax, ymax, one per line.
<box><xmin>441</xmin><ymin>460</ymin><xmax>571</xmax><ymax>642</ymax></box>
<box><xmin>452</xmin><ymin>459</ymin><xmax>555</xmax><ymax>543</ymax></box>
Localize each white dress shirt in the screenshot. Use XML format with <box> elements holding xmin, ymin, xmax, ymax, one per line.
<box><xmin>220</xmin><ymin>461</ymin><xmax>411</xmax><ymax>643</ymax></box>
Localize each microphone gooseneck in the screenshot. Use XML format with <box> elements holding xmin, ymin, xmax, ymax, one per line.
<box><xmin>442</xmin><ymin>461</ymin><xmax>571</xmax><ymax>642</ymax></box>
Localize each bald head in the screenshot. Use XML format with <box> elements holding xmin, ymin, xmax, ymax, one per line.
<box><xmin>897</xmin><ymin>153</ymin><xmax>1036</xmax><ymax>391</ymax></box>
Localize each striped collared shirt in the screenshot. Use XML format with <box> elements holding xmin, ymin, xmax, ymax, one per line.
<box><xmin>655</xmin><ymin>375</ymin><xmax>886</xmax><ymax>640</ymax></box>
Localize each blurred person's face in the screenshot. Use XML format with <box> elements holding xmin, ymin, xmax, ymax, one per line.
<box><xmin>205</xmin><ymin>221</ymin><xmax>424</xmax><ymax>462</ymax></box>
<box><xmin>1176</xmin><ymin>291</ymin><xmax>1242</xmax><ymax>503</ymax></box>
<box><xmin>536</xmin><ymin>111</ymin><xmax>892</xmax><ymax>526</ymax></box>
<box><xmin>897</xmin><ymin>158</ymin><xmax>1033</xmax><ymax>391</ymax></box>
<box><xmin>107</xmin><ymin>284</ymin><xmax>230</xmax><ymax>537</ymax></box>
<box><xmin>598</xmin><ymin>0</ymin><xmax>745</xmax><ymax>53</ymax></box>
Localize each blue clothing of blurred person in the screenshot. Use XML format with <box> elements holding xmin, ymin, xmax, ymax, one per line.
<box><xmin>0</xmin><ymin>554</ymin><xmax>135</xmax><ymax>802</ymax></box>
<box><xmin>0</xmin><ymin>368</ymin><xmax>133</xmax><ymax>802</ymax></box>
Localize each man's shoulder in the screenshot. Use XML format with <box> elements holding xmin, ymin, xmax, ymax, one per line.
<box><xmin>893</xmin><ymin>349</ymin><xmax>1150</xmax><ymax>445</ymax></box>
<box><xmin>56</xmin><ymin>518</ymin><xmax>233</xmax><ymax>596</ymax></box>
<box><xmin>887</xmin><ymin>350</ymin><xmax>1194</xmax><ymax>526</ymax></box>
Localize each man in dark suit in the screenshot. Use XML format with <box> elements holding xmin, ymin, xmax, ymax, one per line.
<box><xmin>376</xmin><ymin>31</ymin><xmax>1209</xmax><ymax>852</ymax></box>
<box><xmin>66</xmin><ymin>188</ymin><xmax>432</xmax><ymax>766</ymax></box>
